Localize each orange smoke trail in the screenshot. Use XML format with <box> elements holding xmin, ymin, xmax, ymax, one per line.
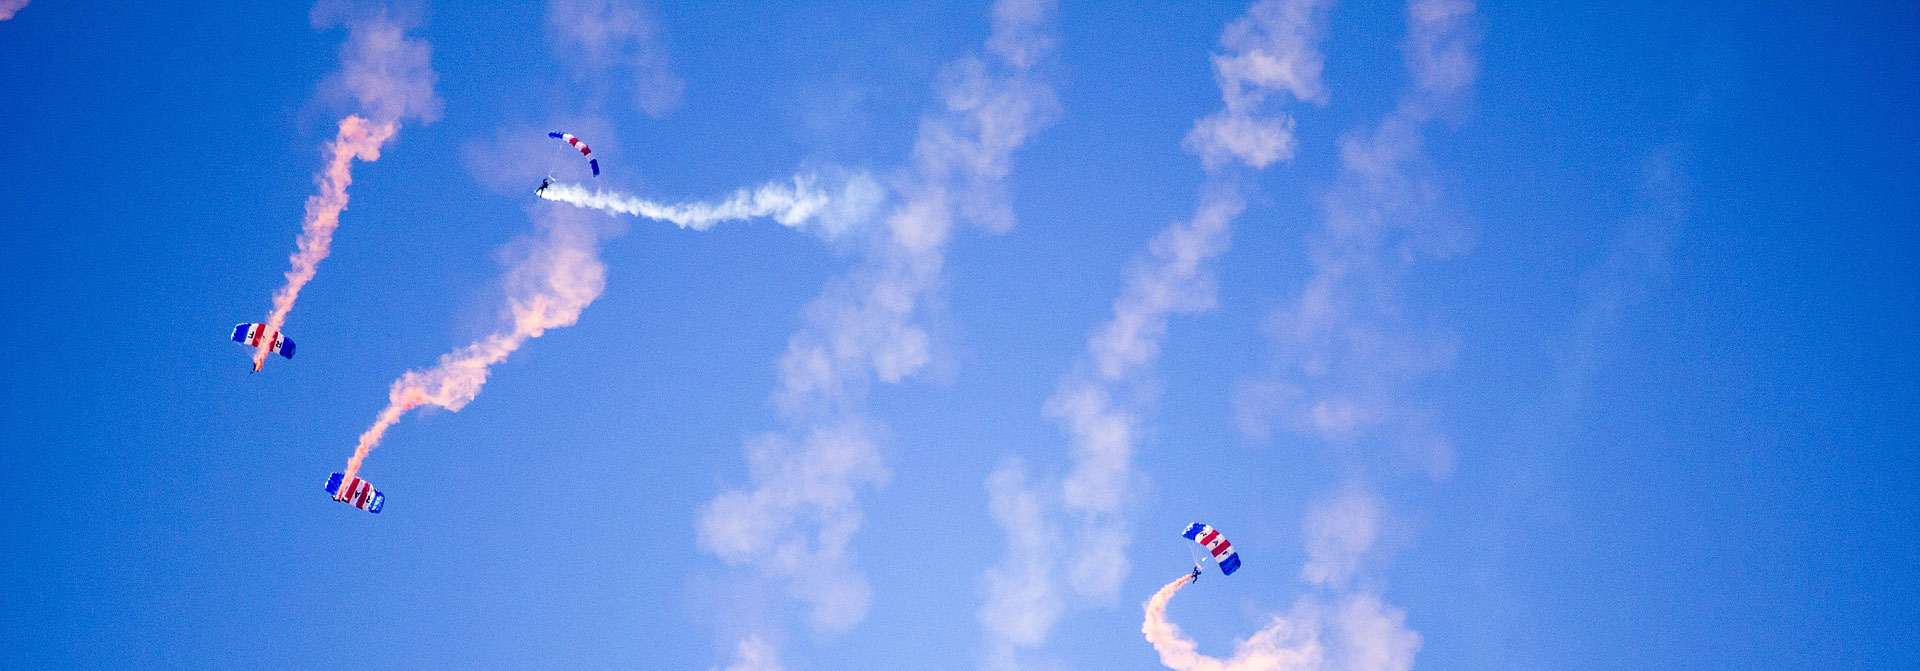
<box><xmin>342</xmin><ymin>212</ymin><xmax>606</xmax><ymax>483</ymax></box>
<box><xmin>1142</xmin><ymin>574</ymin><xmax>1199</xmax><ymax>665</ymax></box>
<box><xmin>343</xmin><ymin>333</ymin><xmax>518</xmax><ymax>482</ymax></box>
<box><xmin>255</xmin><ymin>115</ymin><xmax>398</xmax><ymax>371</ymax></box>
<box><xmin>1142</xmin><ymin>573</ymin><xmax>1322</xmax><ymax>671</ymax></box>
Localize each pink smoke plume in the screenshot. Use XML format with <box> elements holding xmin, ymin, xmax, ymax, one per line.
<box><xmin>254</xmin><ymin>116</ymin><xmax>396</xmax><ymax>371</ymax></box>
<box><xmin>342</xmin><ymin>208</ymin><xmax>607</xmax><ymax>483</ymax></box>
<box><xmin>0</xmin><ymin>0</ymin><xmax>29</xmax><ymax>21</ymax></box>
<box><xmin>254</xmin><ymin>6</ymin><xmax>439</xmax><ymax>372</ymax></box>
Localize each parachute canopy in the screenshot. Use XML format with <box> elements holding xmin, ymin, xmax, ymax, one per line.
<box><xmin>232</xmin><ymin>323</ymin><xmax>295</xmax><ymax>359</ymax></box>
<box><xmin>549</xmin><ymin>132</ymin><xmax>600</xmax><ymax>176</ymax></box>
<box><xmin>1183</xmin><ymin>523</ymin><xmax>1241</xmax><ymax>575</ymax></box>
<box><xmin>325</xmin><ymin>472</ymin><xmax>384</xmax><ymax>514</ymax></box>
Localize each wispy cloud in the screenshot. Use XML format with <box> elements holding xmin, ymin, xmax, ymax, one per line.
<box><xmin>1558</xmin><ymin>151</ymin><xmax>1684</xmax><ymax>406</ymax></box>
<box><xmin>980</xmin><ymin>459</ymin><xmax>1065</xmax><ymax>652</ymax></box>
<box><xmin>1186</xmin><ymin>0</ymin><xmax>1332</xmax><ymax>170</ymax></box>
<box><xmin>712</xmin><ymin>634</ymin><xmax>786</xmax><ymax>671</ymax></box>
<box><xmin>1232</xmin><ymin>0</ymin><xmax>1477</xmax><ymax>481</ymax></box>
<box><xmin>547</xmin><ymin>0</ymin><xmax>684</xmax><ymax>118</ymax></box>
<box><xmin>1300</xmin><ymin>487</ymin><xmax>1380</xmax><ymax>589</ymax></box>
<box><xmin>979</xmin><ymin>1</ymin><xmax>1329</xmax><ymax>667</ymax></box>
<box><xmin>697</xmin><ymin>0</ymin><xmax>1060</xmax><ymax>650</ymax></box>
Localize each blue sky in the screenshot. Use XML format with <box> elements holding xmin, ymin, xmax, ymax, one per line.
<box><xmin>1</xmin><ymin>1</ymin><xmax>1915</xmax><ymax>669</ymax></box>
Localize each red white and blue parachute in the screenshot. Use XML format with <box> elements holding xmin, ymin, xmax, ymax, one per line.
<box><xmin>325</xmin><ymin>472</ymin><xmax>384</xmax><ymax>514</ymax></box>
<box><xmin>1183</xmin><ymin>523</ymin><xmax>1242</xmax><ymax>575</ymax></box>
<box><xmin>549</xmin><ymin>132</ymin><xmax>600</xmax><ymax>176</ymax></box>
<box><xmin>232</xmin><ymin>323</ymin><xmax>295</xmax><ymax>359</ymax></box>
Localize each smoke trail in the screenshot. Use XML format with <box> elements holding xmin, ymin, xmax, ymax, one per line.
<box><xmin>0</xmin><ymin>0</ymin><xmax>28</xmax><ymax>21</ymax></box>
<box><xmin>538</xmin><ymin>175</ymin><xmax>830</xmax><ymax>230</ymax></box>
<box><xmin>253</xmin><ymin>5</ymin><xmax>439</xmax><ymax>371</ymax></box>
<box><xmin>342</xmin><ymin>172</ymin><xmax>858</xmax><ymax>480</ymax></box>
<box><xmin>255</xmin><ymin>116</ymin><xmax>396</xmax><ymax>370</ymax></box>
<box><xmin>343</xmin><ymin>206</ymin><xmax>606</xmax><ymax>482</ymax></box>
<box><xmin>1142</xmin><ymin>573</ymin><xmax>1321</xmax><ymax>671</ymax></box>
<box><xmin>1142</xmin><ymin>572</ymin><xmax>1419</xmax><ymax>671</ymax></box>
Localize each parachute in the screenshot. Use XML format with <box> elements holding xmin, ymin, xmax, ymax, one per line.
<box><xmin>325</xmin><ymin>472</ymin><xmax>384</xmax><ymax>513</ymax></box>
<box><xmin>232</xmin><ymin>323</ymin><xmax>295</xmax><ymax>359</ymax></box>
<box><xmin>549</xmin><ymin>132</ymin><xmax>600</xmax><ymax>176</ymax></box>
<box><xmin>1182</xmin><ymin>523</ymin><xmax>1241</xmax><ymax>575</ymax></box>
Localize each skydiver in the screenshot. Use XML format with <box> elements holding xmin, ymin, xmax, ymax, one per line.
<box><xmin>536</xmin><ymin>177</ymin><xmax>551</xmax><ymax>195</ymax></box>
<box><xmin>1190</xmin><ymin>565</ymin><xmax>1202</xmax><ymax>583</ymax></box>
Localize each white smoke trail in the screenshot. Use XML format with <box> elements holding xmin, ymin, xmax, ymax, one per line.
<box><xmin>537</xmin><ymin>175</ymin><xmax>831</xmax><ymax>230</ymax></box>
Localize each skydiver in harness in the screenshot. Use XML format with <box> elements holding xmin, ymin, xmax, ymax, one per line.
<box><xmin>1190</xmin><ymin>564</ymin><xmax>1203</xmax><ymax>583</ymax></box>
<box><xmin>536</xmin><ymin>176</ymin><xmax>552</xmax><ymax>195</ymax></box>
